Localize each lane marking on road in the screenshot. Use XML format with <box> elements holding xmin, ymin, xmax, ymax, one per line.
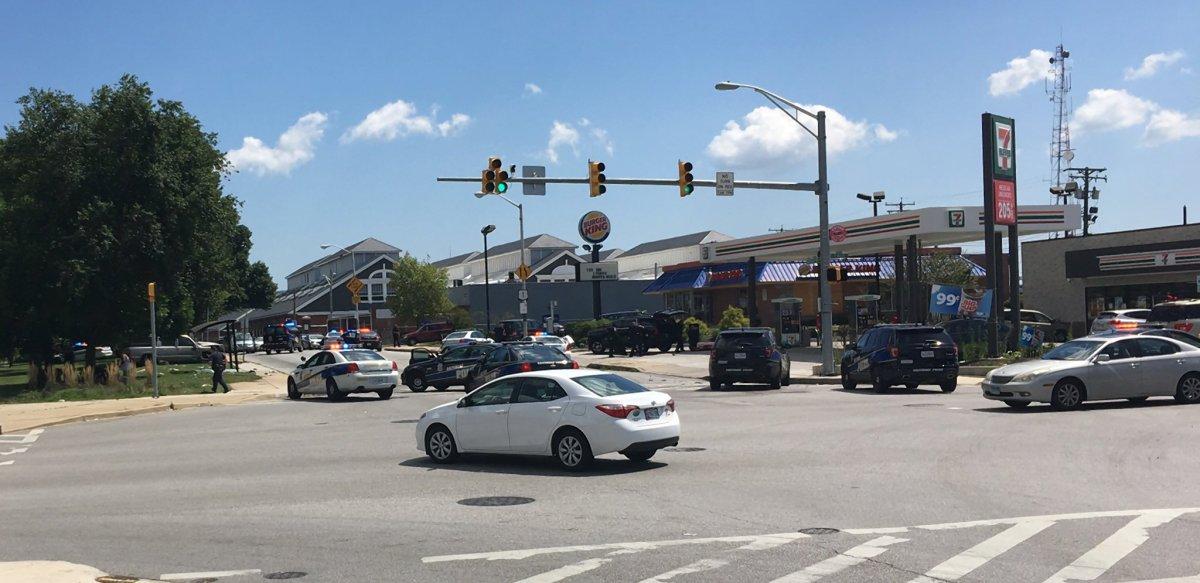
<box><xmin>0</xmin><ymin>460</ymin><xmax>13</xmax><ymax>466</ymax></box>
<box><xmin>512</xmin><ymin>558</ymin><xmax>611</xmax><ymax>583</ymax></box>
<box><xmin>1120</xmin><ymin>574</ymin><xmax>1200</xmax><ymax>582</ymax></box>
<box><xmin>843</xmin><ymin>507</ymin><xmax>1200</xmax><ymax>535</ymax></box>
<box><xmin>636</xmin><ymin>532</ymin><xmax>807</xmax><ymax>582</ymax></box>
<box><xmin>0</xmin><ymin>447</ymin><xmax>30</xmax><ymax>455</ymax></box>
<box><xmin>0</xmin><ymin>428</ymin><xmax>44</xmax><ymax>444</ymax></box>
<box><xmin>1043</xmin><ymin>510</ymin><xmax>1187</xmax><ymax>583</ymax></box>
<box><xmin>638</xmin><ymin>558</ymin><xmax>730</xmax><ymax>582</ymax></box>
<box><xmin>907</xmin><ymin>520</ymin><xmax>1056</xmax><ymax>582</ymax></box>
<box><xmin>159</xmin><ymin>568</ymin><xmax>261</xmax><ymax>580</ymax></box>
<box><xmin>768</xmin><ymin>535</ymin><xmax>909</xmax><ymax>583</ymax></box>
<box><xmin>423</xmin><ymin>532</ymin><xmax>805</xmax><ymax>563</ymax></box>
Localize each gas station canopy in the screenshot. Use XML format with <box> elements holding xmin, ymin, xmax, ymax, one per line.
<box><xmin>700</xmin><ymin>204</ymin><xmax>1082</xmax><ymax>262</ymax></box>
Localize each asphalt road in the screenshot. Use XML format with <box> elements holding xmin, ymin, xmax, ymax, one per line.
<box><xmin>2</xmin><ymin>349</ymin><xmax>1199</xmax><ymax>582</ymax></box>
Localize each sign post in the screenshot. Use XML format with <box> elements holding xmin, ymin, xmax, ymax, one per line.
<box><xmin>982</xmin><ymin>113</ymin><xmax>1019</xmax><ymax>356</ymax></box>
<box><xmin>148</xmin><ymin>282</ymin><xmax>159</xmax><ymax>398</ymax></box>
<box><xmin>346</xmin><ymin>277</ymin><xmax>363</xmax><ymax>329</ymax></box>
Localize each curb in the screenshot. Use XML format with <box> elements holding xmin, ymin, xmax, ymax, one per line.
<box><xmin>585</xmin><ymin>363</ymin><xmax>642</xmax><ymax>373</ymax></box>
<box><xmin>4</xmin><ymin>392</ymin><xmax>281</xmax><ymax>433</ymax></box>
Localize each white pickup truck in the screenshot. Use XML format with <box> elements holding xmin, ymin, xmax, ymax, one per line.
<box><xmin>127</xmin><ymin>335</ymin><xmax>216</xmax><ymax>365</ymax></box>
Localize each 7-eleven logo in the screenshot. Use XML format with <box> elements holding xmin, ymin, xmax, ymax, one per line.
<box><xmin>995</xmin><ymin>122</ymin><xmax>1014</xmax><ymax>171</ymax></box>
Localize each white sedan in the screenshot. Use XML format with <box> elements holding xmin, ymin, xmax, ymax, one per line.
<box><xmin>982</xmin><ymin>335</ymin><xmax>1200</xmax><ymax>410</ymax></box>
<box><xmin>415</xmin><ymin>370</ymin><xmax>680</xmax><ymax>470</ymax></box>
<box><xmin>287</xmin><ymin>349</ymin><xmax>399</xmax><ymax>401</ymax></box>
<box><xmin>440</xmin><ymin>330</ymin><xmax>493</xmax><ymax>350</ymax></box>
<box><xmin>521</xmin><ymin>334</ymin><xmax>571</xmax><ymax>352</ymax></box>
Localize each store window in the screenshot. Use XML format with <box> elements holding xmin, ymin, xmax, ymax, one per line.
<box><xmin>1085</xmin><ymin>282</ymin><xmax>1197</xmax><ymax>321</ymax></box>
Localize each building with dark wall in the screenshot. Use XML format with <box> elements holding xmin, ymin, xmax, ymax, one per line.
<box><xmin>448</xmin><ymin>281</ymin><xmax>664</xmax><ymax>326</ymax></box>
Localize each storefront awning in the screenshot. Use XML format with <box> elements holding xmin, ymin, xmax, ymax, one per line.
<box><xmin>644</xmin><ymin>256</ymin><xmax>985</xmax><ymax>294</ymax></box>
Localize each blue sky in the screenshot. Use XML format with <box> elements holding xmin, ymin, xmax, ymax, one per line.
<box><xmin>3</xmin><ymin>1</ymin><xmax>1198</xmax><ymax>285</ymax></box>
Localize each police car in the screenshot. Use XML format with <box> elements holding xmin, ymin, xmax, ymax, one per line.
<box><xmin>287</xmin><ymin>349</ymin><xmax>400</xmax><ymax>401</ymax></box>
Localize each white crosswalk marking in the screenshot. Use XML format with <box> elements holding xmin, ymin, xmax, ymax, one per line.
<box><xmin>908</xmin><ymin>520</ymin><xmax>1055</xmax><ymax>582</ymax></box>
<box><xmin>768</xmin><ymin>535</ymin><xmax>908</xmax><ymax>583</ymax></box>
<box><xmin>638</xmin><ymin>558</ymin><xmax>730</xmax><ymax>582</ymax></box>
<box><xmin>1044</xmin><ymin>510</ymin><xmax>1187</xmax><ymax>583</ymax></box>
<box><xmin>0</xmin><ymin>460</ymin><xmax>13</xmax><ymax>466</ymax></box>
<box><xmin>0</xmin><ymin>447</ymin><xmax>30</xmax><ymax>455</ymax></box>
<box><xmin>0</xmin><ymin>428</ymin><xmax>43</xmax><ymax>444</ymax></box>
<box><xmin>423</xmin><ymin>532</ymin><xmax>806</xmax><ymax>563</ymax></box>
<box><xmin>512</xmin><ymin>558</ymin><xmax>611</xmax><ymax>583</ymax></box>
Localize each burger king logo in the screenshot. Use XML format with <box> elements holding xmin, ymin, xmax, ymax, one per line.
<box><xmin>578</xmin><ymin>210</ymin><xmax>611</xmax><ymax>244</ymax></box>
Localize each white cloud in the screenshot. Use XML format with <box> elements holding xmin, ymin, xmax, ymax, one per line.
<box><xmin>1125</xmin><ymin>50</ymin><xmax>1185</xmax><ymax>80</ymax></box>
<box><xmin>226</xmin><ymin>112</ymin><xmax>328</xmax><ymax>176</ymax></box>
<box><xmin>987</xmin><ymin>49</ymin><xmax>1053</xmax><ymax>96</ymax></box>
<box><xmin>341</xmin><ymin>99</ymin><xmax>470</xmax><ymax>142</ymax></box>
<box><xmin>523</xmin><ymin>83</ymin><xmax>543</xmax><ymax>96</ymax></box>
<box><xmin>544</xmin><ymin>121</ymin><xmax>580</xmax><ymax>164</ymax></box>
<box><xmin>1144</xmin><ymin>108</ymin><xmax>1200</xmax><ymax>144</ymax></box>
<box><xmin>705</xmin><ymin>105</ymin><xmax>893</xmax><ymax>168</ymax></box>
<box><xmin>591</xmin><ymin>128</ymin><xmax>614</xmax><ymax>156</ymax></box>
<box><xmin>1073</xmin><ymin>88</ymin><xmax>1158</xmax><ymax>134</ymax></box>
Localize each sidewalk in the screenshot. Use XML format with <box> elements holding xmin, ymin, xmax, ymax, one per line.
<box><xmin>0</xmin><ymin>363</ymin><xmax>287</xmax><ymax>434</ymax></box>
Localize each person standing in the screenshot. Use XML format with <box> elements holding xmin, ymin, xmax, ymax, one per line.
<box><xmin>391</xmin><ymin>324</ymin><xmax>401</xmax><ymax>348</ymax></box>
<box><xmin>673</xmin><ymin>320</ymin><xmax>686</xmax><ymax>353</ymax></box>
<box><xmin>607</xmin><ymin>323</ymin><xmax>625</xmax><ymax>358</ymax></box>
<box><xmin>210</xmin><ymin>346</ymin><xmax>231</xmax><ymax>393</ymax></box>
<box><xmin>118</xmin><ymin>351</ymin><xmax>134</xmax><ymax>384</ymax></box>
<box><xmin>687</xmin><ymin>322</ymin><xmax>701</xmax><ymax>351</ymax></box>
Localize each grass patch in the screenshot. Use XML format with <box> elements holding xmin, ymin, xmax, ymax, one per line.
<box><xmin>0</xmin><ymin>362</ymin><xmax>260</xmax><ymax>404</ymax></box>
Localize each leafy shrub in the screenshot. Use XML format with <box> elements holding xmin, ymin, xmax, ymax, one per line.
<box><xmin>682</xmin><ymin>317</ymin><xmax>713</xmax><ymax>341</ymax></box>
<box><xmin>716</xmin><ymin>306</ymin><xmax>750</xmax><ymax>330</ymax></box>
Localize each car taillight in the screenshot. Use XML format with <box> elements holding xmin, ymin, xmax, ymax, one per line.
<box><xmin>1112</xmin><ymin>319</ymin><xmax>1137</xmax><ymax>330</ymax></box>
<box><xmin>391</xmin><ymin>361</ymin><xmax>398</xmax><ymax>371</ymax></box>
<box><xmin>595</xmin><ymin>404</ymin><xmax>638</xmax><ymax>418</ymax></box>
<box><xmin>347</xmin><ymin>362</ymin><xmax>360</xmax><ymax>373</ymax></box>
<box><xmin>889</xmin><ymin>346</ymin><xmax>900</xmax><ymax>358</ymax></box>
<box><xmin>570</xmin><ymin>361</ymin><xmax>580</xmax><ymax>369</ymax></box>
<box><xmin>519</xmin><ymin>362</ymin><xmax>533</xmax><ymax>372</ymax></box>
<box><xmin>666</xmin><ymin>399</ymin><xmax>675</xmax><ymax>412</ymax></box>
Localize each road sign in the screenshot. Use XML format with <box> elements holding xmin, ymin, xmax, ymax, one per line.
<box><xmin>346</xmin><ymin>277</ymin><xmax>364</xmax><ymax>304</ymax></box>
<box><xmin>518</xmin><ymin>301</ymin><xmax>528</xmax><ymax>315</ymax></box>
<box><xmin>715</xmin><ymin>172</ymin><xmax>734</xmax><ymax>196</ymax></box>
<box><xmin>516</xmin><ymin>263</ymin><xmax>532</xmax><ymax>281</ymax></box>
<box><xmin>147</xmin><ymin>282</ymin><xmax>156</xmax><ymax>302</ymax></box>
<box><xmin>518</xmin><ymin>289</ymin><xmax>529</xmax><ymax>301</ymax></box>
<box><xmin>522</xmin><ymin>165</ymin><xmax>546</xmax><ymax>195</ymax></box>
<box><xmin>580</xmin><ymin>261</ymin><xmax>618</xmax><ymax>281</ymax></box>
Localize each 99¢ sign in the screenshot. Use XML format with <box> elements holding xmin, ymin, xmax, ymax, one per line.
<box><xmin>578</xmin><ymin>210</ymin><xmax>611</xmax><ymax>244</ymax></box>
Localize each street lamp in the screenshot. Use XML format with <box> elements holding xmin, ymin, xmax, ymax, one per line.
<box><xmin>716</xmin><ymin>81</ymin><xmax>835</xmax><ymax>375</ymax></box>
<box><xmin>320</xmin><ymin>243</ymin><xmax>359</xmax><ymax>330</ymax></box>
<box><xmin>856</xmin><ymin>191</ymin><xmax>886</xmax><ymax>217</ymax></box>
<box><xmin>475</xmin><ymin>190</ymin><xmax>529</xmax><ymax>337</ymax></box>
<box><xmin>481</xmin><ymin>224</ymin><xmax>496</xmax><ymax>334</ymax></box>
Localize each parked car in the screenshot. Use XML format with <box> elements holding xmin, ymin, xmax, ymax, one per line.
<box><xmin>1090</xmin><ymin>308</ymin><xmax>1152</xmax><ymax>334</ymax></box>
<box><xmin>127</xmin><ymin>335</ymin><xmax>212</xmax><ymax>366</ymax></box>
<box><xmin>321</xmin><ymin>331</ymin><xmax>343</xmax><ymax>350</ymax></box>
<box><xmin>286</xmin><ymin>349</ymin><xmax>399</xmax><ymax>401</ymax></box>
<box><xmin>709</xmin><ymin>328</ymin><xmax>791</xmax><ymax>391</ymax></box>
<box><xmin>841</xmin><ymin>325</ymin><xmax>959</xmax><ymax>393</ymax></box>
<box><xmin>233</xmin><ymin>332</ymin><xmax>257</xmax><ymax>353</ymax></box>
<box><xmin>441</xmin><ymin>330</ymin><xmax>493</xmax><ymax>351</ymax></box>
<box><xmin>1005</xmin><ymin>308</ymin><xmax>1070</xmax><ymax>342</ymax></box>
<box><xmin>1137</xmin><ymin>327</ymin><xmax>1200</xmax><ymax>349</ymax></box>
<box><xmin>403</xmin><ymin>343</ymin><xmax>500</xmax><ymax>392</ymax></box>
<box><xmin>1146</xmin><ymin>299</ymin><xmax>1200</xmax><ymax>335</ymax></box>
<box><xmin>942</xmin><ymin>318</ymin><xmax>1012</xmax><ymax>353</ymax></box>
<box><xmin>522</xmin><ymin>335</ymin><xmax>570</xmax><ymax>353</ymax></box>
<box><xmin>403</xmin><ymin>322</ymin><xmax>454</xmax><ymax>345</ymax></box>
<box><xmin>261</xmin><ymin>324</ymin><xmax>299</xmax><ymax>354</ymax></box>
<box><xmin>253</xmin><ymin>336</ymin><xmax>263</xmax><ymax>351</ymax></box>
<box><xmin>493</xmin><ymin>319</ymin><xmax>539</xmax><ymax>342</ymax></box>
<box><xmin>415</xmin><ymin>370</ymin><xmax>680</xmax><ymax>470</ymax></box>
<box><xmin>466</xmin><ymin>342</ymin><xmax>578</xmax><ymax>391</ymax></box>
<box><xmin>302</xmin><ymin>334</ymin><xmax>325</xmax><ymax>349</ymax></box>
<box><xmin>982</xmin><ymin>335</ymin><xmax>1200</xmax><ymax>409</ymax></box>
<box><xmin>341</xmin><ymin>328</ymin><xmax>383</xmax><ymax>350</ymax></box>
<box><xmin>587</xmin><ymin>310</ymin><xmax>684</xmax><ymax>354</ymax></box>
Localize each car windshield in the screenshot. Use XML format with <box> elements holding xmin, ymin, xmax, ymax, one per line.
<box><xmin>574</xmin><ymin>373</ymin><xmax>649</xmax><ymax>396</ymax></box>
<box><xmin>536</xmin><ymin>336</ymin><xmax>564</xmax><ymax>344</ymax></box>
<box><xmin>341</xmin><ymin>350</ymin><xmax>385</xmax><ymax>361</ymax></box>
<box><xmin>716</xmin><ymin>332</ymin><xmax>769</xmax><ymax>349</ymax></box>
<box><xmin>513</xmin><ymin>345</ymin><xmax>566</xmax><ymax>362</ymax></box>
<box><xmin>1042</xmin><ymin>340</ymin><xmax>1104</xmax><ymax>360</ymax></box>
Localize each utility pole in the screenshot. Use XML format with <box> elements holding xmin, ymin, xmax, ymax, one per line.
<box><xmin>481</xmin><ymin>224</ymin><xmax>495</xmax><ymax>333</ymax></box>
<box><xmin>885</xmin><ymin>197</ymin><xmax>915</xmax><ymax>213</ymax></box>
<box><xmin>1066</xmin><ymin>167</ymin><xmax>1106</xmax><ymax>236</ymax></box>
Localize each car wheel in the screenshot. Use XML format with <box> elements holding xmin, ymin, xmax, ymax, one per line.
<box><xmin>709</xmin><ymin>378</ymin><xmax>723</xmax><ymax>391</ymax></box>
<box><xmin>1050</xmin><ymin>379</ymin><xmax>1084</xmax><ymax>410</ymax></box>
<box><xmin>624</xmin><ymin>450</ymin><xmax>656</xmax><ymax>463</ymax></box>
<box><xmin>408</xmin><ymin>373</ymin><xmax>428</xmax><ymax>392</ymax></box>
<box><xmin>1003</xmin><ymin>400</ymin><xmax>1030</xmax><ymax>409</ymax></box>
<box><xmin>287</xmin><ymin>378</ymin><xmax>301</xmax><ymax>400</ymax></box>
<box><xmin>940</xmin><ymin>380</ymin><xmax>957</xmax><ymax>393</ymax></box>
<box><xmin>1174</xmin><ymin>373</ymin><xmax>1200</xmax><ymax>404</ymax></box>
<box><xmin>659</xmin><ymin>342</ymin><xmax>673</xmax><ymax>353</ymax></box>
<box><xmin>781</xmin><ymin>364</ymin><xmax>791</xmax><ymax>386</ymax></box>
<box><xmin>425</xmin><ymin>426</ymin><xmax>458</xmax><ymax>463</ymax></box>
<box><xmin>553</xmin><ymin>429</ymin><xmax>594</xmax><ymax>471</ymax></box>
<box><xmin>905</xmin><ymin>383</ymin><xmax>918</xmax><ymax>390</ymax></box>
<box><xmin>325</xmin><ymin>379</ymin><xmax>346</xmax><ymax>402</ymax></box>
<box><xmin>376</xmin><ymin>388</ymin><xmax>393</xmax><ymax>400</ymax></box>
<box><xmin>590</xmin><ymin>341</ymin><xmax>605</xmax><ymax>354</ymax></box>
<box><xmin>872</xmin><ymin>371</ymin><xmax>888</xmax><ymax>393</ymax></box>
<box><xmin>770</xmin><ymin>372</ymin><xmax>782</xmax><ymax>390</ymax></box>
<box><xmin>840</xmin><ymin>371</ymin><xmax>857</xmax><ymax>391</ymax></box>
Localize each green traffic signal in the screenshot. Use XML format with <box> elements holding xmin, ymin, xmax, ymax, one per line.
<box><xmin>683</xmin><ymin>184</ymin><xmax>694</xmax><ymax>195</ymax></box>
<box><xmin>496</xmin><ymin>181</ymin><xmax>508</xmax><ymax>193</ymax></box>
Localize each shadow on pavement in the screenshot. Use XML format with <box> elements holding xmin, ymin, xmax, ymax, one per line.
<box><xmin>834</xmin><ymin>387</ymin><xmax>951</xmax><ymax>396</ymax></box>
<box><xmin>975</xmin><ymin>398</ymin><xmax>1181</xmax><ymax>414</ymax></box>
<box><xmin>398</xmin><ymin>455</ymin><xmax>667</xmax><ymax>477</ymax></box>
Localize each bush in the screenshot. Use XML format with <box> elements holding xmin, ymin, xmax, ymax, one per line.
<box><xmin>716</xmin><ymin>306</ymin><xmax>750</xmax><ymax>330</ymax></box>
<box><xmin>961</xmin><ymin>342</ymin><xmax>987</xmax><ymax>363</ymax></box>
<box><xmin>565</xmin><ymin>319</ymin><xmax>612</xmax><ymax>340</ymax></box>
<box><xmin>448</xmin><ymin>307</ymin><xmax>473</xmax><ymax>330</ymax></box>
<box><xmin>682</xmin><ymin>317</ymin><xmax>713</xmax><ymax>341</ymax></box>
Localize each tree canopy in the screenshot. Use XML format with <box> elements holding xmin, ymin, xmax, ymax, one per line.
<box><xmin>386</xmin><ymin>255</ymin><xmax>454</xmax><ymax>326</ymax></box>
<box><xmin>0</xmin><ymin>75</ymin><xmax>274</xmax><ymax>360</ymax></box>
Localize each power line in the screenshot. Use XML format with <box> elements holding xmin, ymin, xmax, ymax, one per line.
<box><xmin>885</xmin><ymin>197</ymin><xmax>915</xmax><ymax>213</ymax></box>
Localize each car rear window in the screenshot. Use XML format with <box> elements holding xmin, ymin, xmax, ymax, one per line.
<box><xmin>1126</xmin><ymin>310</ymin><xmax>1152</xmax><ymax>319</ymax></box>
<box><xmin>446</xmin><ymin>332</ymin><xmax>467</xmax><ymax>339</ymax></box>
<box><xmin>716</xmin><ymin>332</ymin><xmax>770</xmax><ymax>350</ymax></box>
<box><xmin>342</xmin><ymin>350</ymin><xmax>385</xmax><ymax>361</ymax></box>
<box><xmin>1148</xmin><ymin>305</ymin><xmax>1184</xmax><ymax>321</ymax></box>
<box><xmin>574</xmin><ymin>373</ymin><xmax>649</xmax><ymax>396</ymax></box>
<box><xmin>896</xmin><ymin>329</ymin><xmax>952</xmax><ymax>346</ymax></box>
<box><xmin>513</xmin><ymin>345</ymin><xmax>567</xmax><ymax>362</ymax></box>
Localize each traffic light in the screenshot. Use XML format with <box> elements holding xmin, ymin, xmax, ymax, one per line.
<box><xmin>588</xmin><ymin>159</ymin><xmax>606</xmax><ymax>197</ymax></box>
<box><xmin>677</xmin><ymin>160</ymin><xmax>694</xmax><ymax>197</ymax></box>
<box><xmin>825</xmin><ymin>265</ymin><xmax>845</xmax><ymax>282</ymax></box>
<box><xmin>482</xmin><ymin>157</ymin><xmax>507</xmax><ymax>195</ymax></box>
<box><xmin>494</xmin><ymin>158</ymin><xmax>509</xmax><ymax>194</ymax></box>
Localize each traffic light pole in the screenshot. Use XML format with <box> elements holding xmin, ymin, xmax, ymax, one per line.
<box><xmin>439</xmin><ymin>176</ymin><xmax>820</xmax><ymax>192</ymax></box>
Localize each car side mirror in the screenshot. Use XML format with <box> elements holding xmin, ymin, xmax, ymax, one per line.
<box><xmin>457</xmin><ymin>399</ymin><xmax>467</xmax><ymax>408</ymax></box>
<box><xmin>1094</xmin><ymin>353</ymin><xmax>1111</xmax><ymax>363</ymax></box>
<box><xmin>300</xmin><ymin>356</ymin><xmax>306</xmax><ymax>362</ymax></box>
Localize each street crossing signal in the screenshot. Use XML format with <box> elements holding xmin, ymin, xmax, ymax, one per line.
<box><xmin>482</xmin><ymin>157</ymin><xmax>507</xmax><ymax>194</ymax></box>
<box><xmin>588</xmin><ymin>159</ymin><xmax>606</xmax><ymax>197</ymax></box>
<box><xmin>677</xmin><ymin>160</ymin><xmax>694</xmax><ymax>197</ymax></box>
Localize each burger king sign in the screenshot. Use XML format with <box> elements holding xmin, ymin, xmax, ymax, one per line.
<box><xmin>578</xmin><ymin>210</ymin><xmax>611</xmax><ymax>244</ymax></box>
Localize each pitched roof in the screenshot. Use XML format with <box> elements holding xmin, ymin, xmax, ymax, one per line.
<box><xmin>487</xmin><ymin>234</ymin><xmax>577</xmax><ymax>257</ymax></box>
<box><xmin>285</xmin><ymin>237</ymin><xmax>401</xmax><ymax>278</ymax></box>
<box><xmin>431</xmin><ymin>251</ymin><xmax>479</xmax><ymax>268</ymax></box>
<box><xmin>621</xmin><ymin>231</ymin><xmax>731</xmax><ymax>257</ymax></box>
<box><xmin>598</xmin><ymin>248</ymin><xmax>624</xmax><ymax>260</ymax></box>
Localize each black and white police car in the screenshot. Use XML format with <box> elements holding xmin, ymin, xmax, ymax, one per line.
<box><xmin>287</xmin><ymin>349</ymin><xmax>400</xmax><ymax>401</ymax></box>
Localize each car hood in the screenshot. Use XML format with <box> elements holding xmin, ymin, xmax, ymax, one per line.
<box><xmin>991</xmin><ymin>359</ymin><xmax>1082</xmax><ymax>377</ymax></box>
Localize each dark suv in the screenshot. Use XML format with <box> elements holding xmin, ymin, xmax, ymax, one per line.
<box><xmin>708</xmin><ymin>328</ymin><xmax>791</xmax><ymax>390</ymax></box>
<box><xmin>841</xmin><ymin>325</ymin><xmax>958</xmax><ymax>393</ymax></box>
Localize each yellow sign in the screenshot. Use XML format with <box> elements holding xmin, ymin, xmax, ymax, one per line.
<box><xmin>516</xmin><ymin>263</ymin><xmax>532</xmax><ymax>281</ymax></box>
<box><xmin>346</xmin><ymin>277</ymin><xmax>364</xmax><ymax>295</ymax></box>
<box><xmin>147</xmin><ymin>282</ymin><xmax>156</xmax><ymax>302</ymax></box>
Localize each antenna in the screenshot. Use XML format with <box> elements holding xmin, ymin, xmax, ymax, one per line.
<box><xmin>1046</xmin><ymin>45</ymin><xmax>1073</xmax><ymax>212</ymax></box>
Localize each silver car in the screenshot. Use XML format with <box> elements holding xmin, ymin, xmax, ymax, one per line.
<box><xmin>982</xmin><ymin>335</ymin><xmax>1200</xmax><ymax>410</ymax></box>
<box><xmin>1090</xmin><ymin>308</ymin><xmax>1151</xmax><ymax>334</ymax></box>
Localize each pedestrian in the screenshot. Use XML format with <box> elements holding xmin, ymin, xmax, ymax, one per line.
<box><xmin>607</xmin><ymin>324</ymin><xmax>625</xmax><ymax>357</ymax></box>
<box><xmin>392</xmin><ymin>324</ymin><xmax>400</xmax><ymax>348</ymax></box>
<box><xmin>210</xmin><ymin>345</ymin><xmax>231</xmax><ymax>393</ymax></box>
<box><xmin>687</xmin><ymin>323</ymin><xmax>700</xmax><ymax>351</ymax></box>
<box><xmin>674</xmin><ymin>320</ymin><xmax>686</xmax><ymax>353</ymax></box>
<box><xmin>118</xmin><ymin>351</ymin><xmax>133</xmax><ymax>384</ymax></box>
<box><xmin>630</xmin><ymin>321</ymin><xmax>648</xmax><ymax>356</ymax></box>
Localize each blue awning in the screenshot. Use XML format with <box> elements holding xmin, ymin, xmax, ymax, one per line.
<box><xmin>644</xmin><ymin>256</ymin><xmax>986</xmax><ymax>293</ymax></box>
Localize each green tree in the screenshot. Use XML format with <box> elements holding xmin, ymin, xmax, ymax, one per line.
<box><xmin>386</xmin><ymin>254</ymin><xmax>454</xmax><ymax>326</ymax></box>
<box><xmin>0</xmin><ymin>75</ymin><xmax>262</xmax><ymax>363</ymax></box>
<box><xmin>921</xmin><ymin>254</ymin><xmax>975</xmax><ymax>287</ymax></box>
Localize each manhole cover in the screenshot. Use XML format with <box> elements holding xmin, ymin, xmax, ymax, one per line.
<box><xmin>664</xmin><ymin>447</ymin><xmax>706</xmax><ymax>452</ymax></box>
<box><xmin>263</xmin><ymin>572</ymin><xmax>307</xmax><ymax>580</ymax></box>
<box><xmin>798</xmin><ymin>527</ymin><xmax>840</xmax><ymax>535</ymax></box>
<box><xmin>904</xmin><ymin>403</ymin><xmax>943</xmax><ymax>408</ymax></box>
<box><xmin>391</xmin><ymin>419</ymin><xmax>417</xmax><ymax>424</ymax></box>
<box><xmin>458</xmin><ymin>496</ymin><xmax>535</xmax><ymax>507</ymax></box>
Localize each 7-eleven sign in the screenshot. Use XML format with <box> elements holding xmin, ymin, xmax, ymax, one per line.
<box><xmin>991</xmin><ymin>117</ymin><xmax>1016</xmax><ymax>179</ymax></box>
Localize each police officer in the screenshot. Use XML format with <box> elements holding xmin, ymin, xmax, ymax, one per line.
<box><xmin>607</xmin><ymin>323</ymin><xmax>626</xmax><ymax>357</ymax></box>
